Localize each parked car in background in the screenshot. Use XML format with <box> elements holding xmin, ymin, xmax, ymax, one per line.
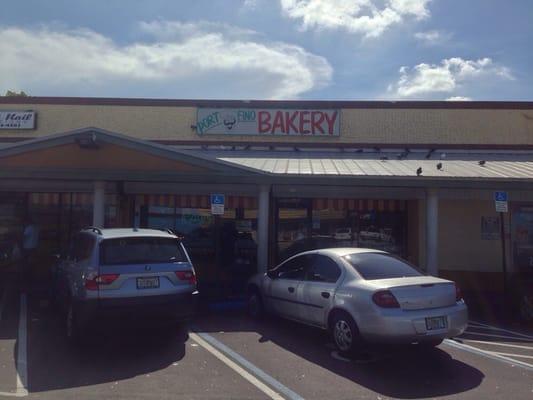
<box><xmin>334</xmin><ymin>228</ymin><xmax>352</xmax><ymax>241</ymax></box>
<box><xmin>278</xmin><ymin>235</ymin><xmax>338</xmax><ymax>261</ymax></box>
<box><xmin>247</xmin><ymin>248</ymin><xmax>467</xmax><ymax>355</ymax></box>
<box><xmin>52</xmin><ymin>227</ymin><xmax>198</xmax><ymax>342</ymax></box>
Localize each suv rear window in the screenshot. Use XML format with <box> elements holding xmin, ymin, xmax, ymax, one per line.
<box><xmin>343</xmin><ymin>252</ymin><xmax>421</xmax><ymax>280</ymax></box>
<box><xmin>100</xmin><ymin>237</ymin><xmax>187</xmax><ymax>265</ymax></box>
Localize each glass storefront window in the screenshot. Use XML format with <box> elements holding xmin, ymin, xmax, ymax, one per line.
<box><xmin>139</xmin><ymin>194</ymin><xmax>258</xmax><ymax>297</ymax></box>
<box><xmin>512</xmin><ymin>206</ymin><xmax>533</xmax><ymax>272</ymax></box>
<box><xmin>276</xmin><ymin>198</ymin><xmax>407</xmax><ymax>263</ymax></box>
<box><xmin>0</xmin><ymin>193</ymin><xmax>26</xmax><ymax>269</ymax></box>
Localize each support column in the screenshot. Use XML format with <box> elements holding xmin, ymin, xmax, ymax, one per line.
<box><xmin>257</xmin><ymin>184</ymin><xmax>270</xmax><ymax>274</ymax></box>
<box><xmin>426</xmin><ymin>188</ymin><xmax>439</xmax><ymax>276</ymax></box>
<box><xmin>92</xmin><ymin>181</ymin><xmax>105</xmax><ymax>227</ymax></box>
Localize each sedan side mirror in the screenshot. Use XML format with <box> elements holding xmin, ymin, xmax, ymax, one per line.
<box><xmin>267</xmin><ymin>270</ymin><xmax>277</xmax><ymax>279</ymax></box>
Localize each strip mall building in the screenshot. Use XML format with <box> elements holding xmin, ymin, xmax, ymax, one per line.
<box><xmin>1</xmin><ymin>97</ymin><xmax>532</xmax><ymax>306</ymax></box>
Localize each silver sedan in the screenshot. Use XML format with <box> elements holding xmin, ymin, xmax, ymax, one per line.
<box><xmin>247</xmin><ymin>248</ymin><xmax>468</xmax><ymax>354</ymax></box>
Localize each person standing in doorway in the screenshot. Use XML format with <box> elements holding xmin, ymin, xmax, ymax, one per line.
<box><xmin>21</xmin><ymin>217</ymin><xmax>39</xmax><ymax>288</ymax></box>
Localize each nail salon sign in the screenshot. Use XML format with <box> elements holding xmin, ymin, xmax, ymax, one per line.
<box><xmin>197</xmin><ymin>108</ymin><xmax>340</xmax><ymax>136</ymax></box>
<box><xmin>0</xmin><ymin>111</ymin><xmax>36</xmax><ymax>129</ymax></box>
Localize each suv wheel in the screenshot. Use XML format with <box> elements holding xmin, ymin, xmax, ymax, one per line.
<box><xmin>247</xmin><ymin>290</ymin><xmax>264</xmax><ymax>319</ymax></box>
<box><xmin>65</xmin><ymin>303</ymin><xmax>81</xmax><ymax>344</ymax></box>
<box><xmin>331</xmin><ymin>311</ymin><xmax>360</xmax><ymax>355</ymax></box>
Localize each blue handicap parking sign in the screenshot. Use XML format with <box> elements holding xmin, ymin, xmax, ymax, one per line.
<box><xmin>211</xmin><ymin>194</ymin><xmax>225</xmax><ymax>205</ymax></box>
<box><xmin>494</xmin><ymin>191</ymin><xmax>508</xmax><ymax>202</ymax></box>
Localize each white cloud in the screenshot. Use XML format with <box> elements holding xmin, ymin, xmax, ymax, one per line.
<box><xmin>279</xmin><ymin>0</ymin><xmax>432</xmax><ymax>38</ymax></box>
<box><xmin>414</xmin><ymin>30</ymin><xmax>452</xmax><ymax>45</ymax></box>
<box><xmin>0</xmin><ymin>22</ymin><xmax>332</xmax><ymax>99</ymax></box>
<box><xmin>388</xmin><ymin>57</ymin><xmax>514</xmax><ymax>98</ymax></box>
<box><xmin>446</xmin><ymin>96</ymin><xmax>472</xmax><ymax>101</ymax></box>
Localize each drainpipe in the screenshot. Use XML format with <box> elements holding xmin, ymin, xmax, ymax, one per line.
<box><xmin>426</xmin><ymin>188</ymin><xmax>439</xmax><ymax>276</ymax></box>
<box><xmin>92</xmin><ymin>181</ymin><xmax>105</xmax><ymax>228</ymax></box>
<box><xmin>257</xmin><ymin>184</ymin><xmax>270</xmax><ymax>274</ymax></box>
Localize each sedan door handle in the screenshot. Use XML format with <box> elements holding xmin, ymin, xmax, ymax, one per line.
<box><xmin>321</xmin><ymin>292</ymin><xmax>330</xmax><ymax>299</ymax></box>
<box><xmin>288</xmin><ymin>287</ymin><xmax>295</xmax><ymax>293</ymax></box>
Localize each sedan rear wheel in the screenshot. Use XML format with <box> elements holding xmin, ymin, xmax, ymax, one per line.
<box><xmin>247</xmin><ymin>291</ymin><xmax>264</xmax><ymax>319</ymax></box>
<box><xmin>332</xmin><ymin>312</ymin><xmax>360</xmax><ymax>355</ymax></box>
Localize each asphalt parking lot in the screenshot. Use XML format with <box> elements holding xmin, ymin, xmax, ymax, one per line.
<box><xmin>1</xmin><ymin>284</ymin><xmax>532</xmax><ymax>399</ymax></box>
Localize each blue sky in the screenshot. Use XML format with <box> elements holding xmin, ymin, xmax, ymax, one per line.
<box><xmin>0</xmin><ymin>0</ymin><xmax>531</xmax><ymax>100</ymax></box>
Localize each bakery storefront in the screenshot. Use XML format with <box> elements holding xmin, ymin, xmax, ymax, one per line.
<box><xmin>1</xmin><ymin>98</ymin><xmax>532</xmax><ymax>312</ymax></box>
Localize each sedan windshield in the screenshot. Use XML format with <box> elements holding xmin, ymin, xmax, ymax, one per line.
<box><xmin>344</xmin><ymin>252</ymin><xmax>422</xmax><ymax>280</ymax></box>
<box><xmin>100</xmin><ymin>237</ymin><xmax>187</xmax><ymax>265</ymax></box>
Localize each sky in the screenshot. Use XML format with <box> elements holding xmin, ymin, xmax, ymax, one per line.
<box><xmin>0</xmin><ymin>0</ymin><xmax>531</xmax><ymax>101</ymax></box>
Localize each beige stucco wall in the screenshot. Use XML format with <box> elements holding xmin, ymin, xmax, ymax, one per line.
<box><xmin>438</xmin><ymin>199</ymin><xmax>504</xmax><ymax>273</ymax></box>
<box><xmin>1</xmin><ymin>103</ymin><xmax>532</xmax><ymax>145</ymax></box>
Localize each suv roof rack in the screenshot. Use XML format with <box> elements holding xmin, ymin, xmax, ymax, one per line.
<box><xmin>157</xmin><ymin>228</ymin><xmax>174</xmax><ymax>235</ymax></box>
<box><xmin>83</xmin><ymin>226</ymin><xmax>103</xmax><ymax>235</ymax></box>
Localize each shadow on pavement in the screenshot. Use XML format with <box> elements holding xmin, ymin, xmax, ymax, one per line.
<box><xmin>26</xmin><ymin>294</ymin><xmax>188</xmax><ymax>394</ymax></box>
<box><xmin>197</xmin><ymin>311</ymin><xmax>485</xmax><ymax>399</ymax></box>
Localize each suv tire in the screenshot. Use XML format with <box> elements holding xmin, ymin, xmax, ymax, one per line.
<box><xmin>65</xmin><ymin>302</ymin><xmax>82</xmax><ymax>344</ymax></box>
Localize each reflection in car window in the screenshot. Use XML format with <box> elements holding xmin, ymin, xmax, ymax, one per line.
<box><xmin>306</xmin><ymin>255</ymin><xmax>341</xmax><ymax>283</ymax></box>
<box><xmin>273</xmin><ymin>255</ymin><xmax>309</xmax><ymax>280</ymax></box>
<box><xmin>344</xmin><ymin>252</ymin><xmax>421</xmax><ymax>280</ymax></box>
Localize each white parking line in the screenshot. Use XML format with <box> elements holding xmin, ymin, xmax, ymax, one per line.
<box><xmin>489</xmin><ymin>352</ymin><xmax>533</xmax><ymax>360</ymax></box>
<box><xmin>460</xmin><ymin>339</ymin><xmax>533</xmax><ymax>351</ymax></box>
<box><xmin>15</xmin><ymin>294</ymin><xmax>28</xmax><ymax>397</ymax></box>
<box><xmin>468</xmin><ymin>320</ymin><xmax>533</xmax><ymax>340</ymax></box>
<box><xmin>190</xmin><ymin>332</ymin><xmax>304</xmax><ymax>400</ymax></box>
<box><xmin>445</xmin><ymin>339</ymin><xmax>533</xmax><ymax>372</ymax></box>
<box><xmin>462</xmin><ymin>331</ymin><xmax>533</xmax><ymax>342</ymax></box>
<box><xmin>0</xmin><ymin>294</ymin><xmax>28</xmax><ymax>398</ymax></box>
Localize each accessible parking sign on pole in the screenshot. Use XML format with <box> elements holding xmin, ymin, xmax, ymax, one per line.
<box><xmin>494</xmin><ymin>191</ymin><xmax>508</xmax><ymax>213</ymax></box>
<box><xmin>494</xmin><ymin>191</ymin><xmax>508</xmax><ymax>303</ymax></box>
<box><xmin>210</xmin><ymin>194</ymin><xmax>225</xmax><ymax>215</ymax></box>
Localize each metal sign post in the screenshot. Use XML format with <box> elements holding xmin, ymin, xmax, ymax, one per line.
<box><xmin>494</xmin><ymin>191</ymin><xmax>508</xmax><ymax>307</ymax></box>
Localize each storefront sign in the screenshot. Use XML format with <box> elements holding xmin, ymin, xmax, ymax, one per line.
<box><xmin>0</xmin><ymin>111</ymin><xmax>36</xmax><ymax>129</ymax></box>
<box><xmin>481</xmin><ymin>216</ymin><xmax>500</xmax><ymax>240</ymax></box>
<box><xmin>494</xmin><ymin>191</ymin><xmax>508</xmax><ymax>213</ymax></box>
<box><xmin>210</xmin><ymin>193</ymin><xmax>225</xmax><ymax>215</ymax></box>
<box><xmin>196</xmin><ymin>108</ymin><xmax>340</xmax><ymax>136</ymax></box>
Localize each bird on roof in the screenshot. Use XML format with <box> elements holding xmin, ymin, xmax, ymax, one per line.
<box><xmin>437</xmin><ymin>162</ymin><xmax>443</xmax><ymax>170</ymax></box>
<box><xmin>479</xmin><ymin>160</ymin><xmax>486</xmax><ymax>166</ymax></box>
<box><xmin>416</xmin><ymin>167</ymin><xmax>423</xmax><ymax>176</ymax></box>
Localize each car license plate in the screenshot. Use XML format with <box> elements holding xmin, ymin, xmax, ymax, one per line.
<box><xmin>137</xmin><ymin>277</ymin><xmax>159</xmax><ymax>289</ymax></box>
<box><xmin>425</xmin><ymin>316</ymin><xmax>447</xmax><ymax>330</ymax></box>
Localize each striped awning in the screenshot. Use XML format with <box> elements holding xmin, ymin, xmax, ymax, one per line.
<box><xmin>312</xmin><ymin>198</ymin><xmax>405</xmax><ymax>212</ymax></box>
<box><xmin>30</xmin><ymin>192</ymin><xmax>94</xmax><ymax>206</ymax></box>
<box><xmin>137</xmin><ymin>194</ymin><xmax>259</xmax><ymax>209</ymax></box>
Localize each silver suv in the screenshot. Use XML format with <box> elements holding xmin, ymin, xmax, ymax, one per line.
<box><xmin>52</xmin><ymin>227</ymin><xmax>198</xmax><ymax>342</ymax></box>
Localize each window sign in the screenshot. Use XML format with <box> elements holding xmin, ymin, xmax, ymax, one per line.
<box><xmin>197</xmin><ymin>108</ymin><xmax>340</xmax><ymax>136</ymax></box>
<box><xmin>481</xmin><ymin>216</ymin><xmax>500</xmax><ymax>240</ymax></box>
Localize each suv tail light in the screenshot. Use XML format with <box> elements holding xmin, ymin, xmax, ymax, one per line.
<box><xmin>85</xmin><ymin>273</ymin><xmax>120</xmax><ymax>290</ymax></box>
<box><xmin>372</xmin><ymin>290</ymin><xmax>400</xmax><ymax>308</ymax></box>
<box><xmin>455</xmin><ymin>283</ymin><xmax>463</xmax><ymax>302</ymax></box>
<box><xmin>175</xmin><ymin>270</ymin><xmax>197</xmax><ymax>285</ymax></box>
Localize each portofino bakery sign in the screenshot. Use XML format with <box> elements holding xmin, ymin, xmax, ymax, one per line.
<box><xmin>197</xmin><ymin>108</ymin><xmax>340</xmax><ymax>136</ymax></box>
<box><xmin>0</xmin><ymin>111</ymin><xmax>36</xmax><ymax>129</ymax></box>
